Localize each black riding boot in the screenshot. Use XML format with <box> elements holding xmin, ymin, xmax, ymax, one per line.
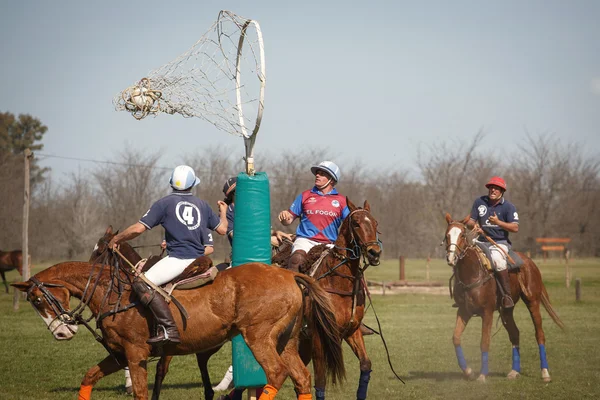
<box><xmin>288</xmin><ymin>250</ymin><xmax>307</xmax><ymax>273</ymax></box>
<box><xmin>131</xmin><ymin>279</ymin><xmax>181</xmax><ymax>344</ymax></box>
<box><xmin>496</xmin><ymin>269</ymin><xmax>514</xmax><ymax>309</ymax></box>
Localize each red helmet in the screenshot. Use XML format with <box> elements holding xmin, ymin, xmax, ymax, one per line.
<box><xmin>485</xmin><ymin>176</ymin><xmax>507</xmax><ymax>191</ymax></box>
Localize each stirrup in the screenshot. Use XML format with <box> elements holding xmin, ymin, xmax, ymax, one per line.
<box><xmin>502</xmin><ymin>295</ymin><xmax>515</xmax><ymax>309</ymax></box>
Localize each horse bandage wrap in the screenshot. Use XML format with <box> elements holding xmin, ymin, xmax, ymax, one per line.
<box><xmin>258</xmin><ymin>384</ymin><xmax>278</xmax><ymax>400</ymax></box>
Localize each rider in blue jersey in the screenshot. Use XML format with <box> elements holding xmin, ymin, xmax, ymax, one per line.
<box><xmin>466</xmin><ymin>176</ymin><xmax>519</xmax><ymax>308</ymax></box>
<box><xmin>109</xmin><ymin>165</ymin><xmax>228</xmax><ymax>345</ymax></box>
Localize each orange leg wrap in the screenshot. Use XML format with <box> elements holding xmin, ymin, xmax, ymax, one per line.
<box><xmin>78</xmin><ymin>385</ymin><xmax>93</xmax><ymax>400</ymax></box>
<box><xmin>258</xmin><ymin>384</ymin><xmax>278</xmax><ymax>400</ymax></box>
<box><xmin>298</xmin><ymin>394</ymin><xmax>313</xmax><ymax>400</ymax></box>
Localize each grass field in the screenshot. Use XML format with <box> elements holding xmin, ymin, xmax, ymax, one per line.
<box><xmin>0</xmin><ymin>257</ymin><xmax>599</xmax><ymax>399</ymax></box>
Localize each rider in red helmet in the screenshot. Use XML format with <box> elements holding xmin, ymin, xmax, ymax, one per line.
<box><xmin>466</xmin><ymin>176</ymin><xmax>519</xmax><ymax>309</ymax></box>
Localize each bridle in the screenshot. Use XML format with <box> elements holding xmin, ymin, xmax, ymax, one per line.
<box><xmin>444</xmin><ymin>222</ymin><xmax>471</xmax><ymax>262</ymax></box>
<box><xmin>445</xmin><ymin>222</ymin><xmax>492</xmax><ymax>293</ymax></box>
<box><xmin>28</xmin><ymin>277</ymin><xmax>76</xmax><ymax>334</ymax></box>
<box><xmin>25</xmin><ymin>249</ymin><xmax>138</xmax><ymax>362</ymax></box>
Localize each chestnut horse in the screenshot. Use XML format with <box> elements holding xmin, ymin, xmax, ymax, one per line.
<box><xmin>0</xmin><ymin>250</ymin><xmax>23</xmax><ymax>293</ymax></box>
<box><xmin>89</xmin><ymin>227</ymin><xmax>218</xmax><ymax>400</ymax></box>
<box><xmin>274</xmin><ymin>199</ymin><xmax>382</xmax><ymax>400</ymax></box>
<box><xmin>444</xmin><ymin>213</ymin><xmax>564</xmax><ymax>382</ymax></box>
<box><xmin>12</xmin><ymin>255</ymin><xmax>345</xmax><ymax>399</ymax></box>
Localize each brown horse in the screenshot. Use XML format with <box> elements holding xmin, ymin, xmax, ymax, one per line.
<box><xmin>0</xmin><ymin>250</ymin><xmax>23</xmax><ymax>293</ymax></box>
<box><xmin>444</xmin><ymin>213</ymin><xmax>565</xmax><ymax>382</ymax></box>
<box><xmin>12</xmin><ymin>253</ymin><xmax>345</xmax><ymax>399</ymax></box>
<box><xmin>89</xmin><ymin>227</ymin><xmax>217</xmax><ymax>400</ymax></box>
<box><xmin>275</xmin><ymin>198</ymin><xmax>382</xmax><ymax>400</ymax></box>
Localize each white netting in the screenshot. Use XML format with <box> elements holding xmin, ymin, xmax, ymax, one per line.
<box><xmin>113</xmin><ymin>10</ymin><xmax>265</xmax><ymax>139</ymax></box>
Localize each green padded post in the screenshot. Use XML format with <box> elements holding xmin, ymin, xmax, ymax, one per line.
<box><xmin>231</xmin><ymin>172</ymin><xmax>270</xmax><ymax>388</ymax></box>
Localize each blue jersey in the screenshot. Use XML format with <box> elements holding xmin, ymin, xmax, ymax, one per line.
<box><xmin>140</xmin><ymin>192</ymin><xmax>221</xmax><ymax>259</ymax></box>
<box><xmin>289</xmin><ymin>187</ymin><xmax>350</xmax><ymax>243</ymax></box>
<box><xmin>469</xmin><ymin>196</ymin><xmax>519</xmax><ymax>245</ymax></box>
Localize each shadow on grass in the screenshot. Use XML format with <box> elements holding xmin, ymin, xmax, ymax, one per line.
<box><xmin>404</xmin><ymin>370</ymin><xmax>506</xmax><ymax>381</ymax></box>
<box><xmin>51</xmin><ymin>382</ymin><xmax>205</xmax><ymax>394</ymax></box>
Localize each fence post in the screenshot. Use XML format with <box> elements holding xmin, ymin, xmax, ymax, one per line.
<box><xmin>399</xmin><ymin>255</ymin><xmax>405</xmax><ymax>281</ymax></box>
<box><xmin>575</xmin><ymin>278</ymin><xmax>581</xmax><ymax>302</ymax></box>
<box><xmin>426</xmin><ymin>255</ymin><xmax>430</xmax><ymax>282</ymax></box>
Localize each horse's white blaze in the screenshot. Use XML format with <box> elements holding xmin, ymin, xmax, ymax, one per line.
<box><xmin>446</xmin><ymin>226</ymin><xmax>462</xmax><ymax>265</ymax></box>
<box><xmin>35</xmin><ymin>310</ymin><xmax>78</xmax><ymax>339</ymax></box>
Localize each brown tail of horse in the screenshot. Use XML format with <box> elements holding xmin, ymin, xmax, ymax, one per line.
<box><xmin>294</xmin><ymin>275</ymin><xmax>346</xmax><ymax>385</ymax></box>
<box><xmin>518</xmin><ymin>262</ymin><xmax>566</xmax><ymax>331</ymax></box>
<box><xmin>540</xmin><ymin>282</ymin><xmax>566</xmax><ymax>330</ymax></box>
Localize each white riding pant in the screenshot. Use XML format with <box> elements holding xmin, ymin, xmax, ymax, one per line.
<box><xmin>144</xmin><ymin>256</ymin><xmax>196</xmax><ymax>286</ymax></box>
<box><xmin>475</xmin><ymin>240</ymin><xmax>509</xmax><ymax>272</ymax></box>
<box><xmin>291</xmin><ymin>237</ymin><xmax>334</xmax><ymax>254</ymax></box>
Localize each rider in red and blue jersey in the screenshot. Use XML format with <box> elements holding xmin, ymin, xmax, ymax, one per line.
<box><xmin>278</xmin><ymin>161</ymin><xmax>350</xmax><ymax>273</ymax></box>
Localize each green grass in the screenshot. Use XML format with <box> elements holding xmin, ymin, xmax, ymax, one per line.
<box><xmin>1</xmin><ymin>258</ymin><xmax>599</xmax><ymax>399</ymax></box>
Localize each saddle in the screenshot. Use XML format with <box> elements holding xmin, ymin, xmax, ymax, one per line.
<box><xmin>271</xmin><ymin>241</ymin><xmax>330</xmax><ymax>277</ymax></box>
<box><xmin>135</xmin><ymin>255</ymin><xmax>218</xmax><ymax>295</ymax></box>
<box><xmin>473</xmin><ymin>242</ymin><xmax>524</xmax><ymax>271</ymax></box>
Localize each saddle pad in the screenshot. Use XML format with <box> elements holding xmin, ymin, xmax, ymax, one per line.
<box><xmin>167</xmin><ymin>266</ymin><xmax>218</xmax><ymax>293</ymax></box>
<box><xmin>474</xmin><ymin>242</ymin><xmax>523</xmax><ymax>270</ymax></box>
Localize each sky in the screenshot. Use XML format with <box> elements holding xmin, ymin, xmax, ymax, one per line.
<box><xmin>1</xmin><ymin>0</ymin><xmax>599</xmax><ymax>184</ymax></box>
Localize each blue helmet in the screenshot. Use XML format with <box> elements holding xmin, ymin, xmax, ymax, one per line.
<box><xmin>310</xmin><ymin>161</ymin><xmax>340</xmax><ymax>183</ymax></box>
<box><xmin>169</xmin><ymin>165</ymin><xmax>201</xmax><ymax>190</ymax></box>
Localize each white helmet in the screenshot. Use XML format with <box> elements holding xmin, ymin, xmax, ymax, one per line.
<box><xmin>311</xmin><ymin>161</ymin><xmax>341</xmax><ymax>183</ymax></box>
<box><xmin>169</xmin><ymin>165</ymin><xmax>201</xmax><ymax>190</ymax></box>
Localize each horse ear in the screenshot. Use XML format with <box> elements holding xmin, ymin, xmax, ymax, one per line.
<box><xmin>11</xmin><ymin>281</ymin><xmax>31</xmax><ymax>292</ymax></box>
<box><xmin>105</xmin><ymin>225</ymin><xmax>113</xmax><ymax>235</ymax></box>
<box><xmin>363</xmin><ymin>200</ymin><xmax>371</xmax><ymax>212</ymax></box>
<box><xmin>445</xmin><ymin>213</ymin><xmax>452</xmax><ymax>224</ymax></box>
<box><xmin>461</xmin><ymin>215</ymin><xmax>470</xmax><ymax>225</ymax></box>
<box><xmin>346</xmin><ymin>197</ymin><xmax>357</xmax><ymax>211</ymax></box>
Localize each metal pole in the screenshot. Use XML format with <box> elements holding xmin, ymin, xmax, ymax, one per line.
<box><xmin>22</xmin><ymin>149</ymin><xmax>32</xmax><ymax>296</ymax></box>
<box><xmin>575</xmin><ymin>278</ymin><xmax>581</xmax><ymax>302</ymax></box>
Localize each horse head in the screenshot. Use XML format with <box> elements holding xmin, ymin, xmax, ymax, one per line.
<box><xmin>89</xmin><ymin>225</ymin><xmax>118</xmax><ymax>263</ymax></box>
<box><xmin>344</xmin><ymin>198</ymin><xmax>382</xmax><ymax>266</ymax></box>
<box><xmin>444</xmin><ymin>213</ymin><xmax>471</xmax><ymax>266</ymax></box>
<box><xmin>12</xmin><ymin>277</ymin><xmax>79</xmax><ymax>340</ymax></box>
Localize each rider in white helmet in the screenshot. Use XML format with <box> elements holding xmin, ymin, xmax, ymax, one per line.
<box><xmin>278</xmin><ymin>161</ymin><xmax>350</xmax><ymax>273</ymax></box>
<box><xmin>109</xmin><ymin>165</ymin><xmax>228</xmax><ymax>345</ymax></box>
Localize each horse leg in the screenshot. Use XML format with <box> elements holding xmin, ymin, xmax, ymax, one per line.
<box><xmin>280</xmin><ymin>338</ymin><xmax>312</xmax><ymax>400</ymax></box>
<box><xmin>196</xmin><ymin>351</ymin><xmax>217</xmax><ymax>400</ymax></box>
<box><xmin>344</xmin><ymin>330</ymin><xmax>372</xmax><ymax>400</ymax></box>
<box><xmin>150</xmin><ymin>355</ymin><xmax>172</xmax><ymax>400</ymax></box>
<box><xmin>452</xmin><ymin>309</ymin><xmax>473</xmax><ymax>379</ymax></box>
<box><xmin>78</xmin><ymin>355</ymin><xmax>124</xmax><ymax>400</ymax></box>
<box><xmin>501</xmin><ymin>307</ymin><xmax>521</xmax><ymax>379</ymax></box>
<box><xmin>128</xmin><ymin>357</ymin><xmax>151</xmax><ymax>400</ymax></box>
<box><xmin>525</xmin><ymin>298</ymin><xmax>551</xmax><ymax>382</ymax></box>
<box><xmin>311</xmin><ymin>331</ymin><xmax>328</xmax><ymax>400</ymax></box>
<box><xmin>477</xmin><ymin>309</ymin><xmax>494</xmax><ymax>382</ymax></box>
<box><xmin>1</xmin><ymin>271</ymin><xmax>8</xmax><ymax>293</ymax></box>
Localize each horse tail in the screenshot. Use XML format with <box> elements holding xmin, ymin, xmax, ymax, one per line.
<box><xmin>540</xmin><ymin>281</ymin><xmax>566</xmax><ymax>331</ymax></box>
<box><xmin>294</xmin><ymin>275</ymin><xmax>346</xmax><ymax>384</ymax></box>
<box><xmin>521</xmin><ymin>259</ymin><xmax>566</xmax><ymax>331</ymax></box>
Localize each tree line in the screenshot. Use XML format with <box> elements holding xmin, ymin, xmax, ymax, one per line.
<box><xmin>1</xmin><ymin>112</ymin><xmax>599</xmax><ymax>262</ymax></box>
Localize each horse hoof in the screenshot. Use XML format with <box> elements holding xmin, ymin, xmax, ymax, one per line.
<box><xmin>541</xmin><ymin>368</ymin><xmax>551</xmax><ymax>383</ymax></box>
<box><xmin>126</xmin><ymin>385</ymin><xmax>133</xmax><ymax>395</ymax></box>
<box><xmin>463</xmin><ymin>367</ymin><xmax>474</xmax><ymax>379</ymax></box>
<box><xmin>507</xmin><ymin>370</ymin><xmax>520</xmax><ymax>379</ymax></box>
<box><xmin>476</xmin><ymin>374</ymin><xmax>487</xmax><ymax>383</ymax></box>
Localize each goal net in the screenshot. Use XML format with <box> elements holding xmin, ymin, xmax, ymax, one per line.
<box><xmin>113</xmin><ymin>10</ymin><xmax>265</xmax><ymax>141</ymax></box>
